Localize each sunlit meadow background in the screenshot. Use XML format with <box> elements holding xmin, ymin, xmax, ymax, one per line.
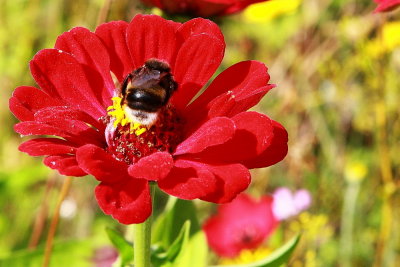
<box><xmin>1</xmin><ymin>0</ymin><xmax>399</xmax><ymax>266</ymax></box>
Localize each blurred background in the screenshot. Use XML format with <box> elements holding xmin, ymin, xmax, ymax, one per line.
<box><xmin>0</xmin><ymin>0</ymin><xmax>399</xmax><ymax>266</ymax></box>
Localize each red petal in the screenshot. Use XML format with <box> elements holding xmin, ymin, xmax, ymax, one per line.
<box><xmin>44</xmin><ymin>155</ymin><xmax>86</xmax><ymax>177</ymax></box>
<box><xmin>128</xmin><ymin>152</ymin><xmax>173</xmax><ymax>181</ymax></box>
<box><xmin>95</xmin><ymin>21</ymin><xmax>134</xmax><ymax>81</ymax></box>
<box><xmin>158</xmin><ymin>159</ymin><xmax>217</xmax><ymax>200</ymax></box>
<box><xmin>187</xmin><ymin>61</ymin><xmax>270</xmax><ymax>115</ymax></box>
<box><xmin>9</xmin><ymin>86</ymin><xmax>62</xmax><ymax>121</ymax></box>
<box><xmin>95</xmin><ymin>179</ymin><xmax>152</xmax><ymax>224</ymax></box>
<box><xmin>126</xmin><ymin>15</ymin><xmax>180</xmax><ymax>68</ymax></box>
<box><xmin>207</xmin><ymin>85</ymin><xmax>274</xmax><ymax>122</ymax></box>
<box><xmin>177</xmin><ymin>18</ymin><xmax>224</xmax><ymax>47</ymax></box>
<box><xmin>242</xmin><ymin>120</ymin><xmax>288</xmax><ymax>168</ymax></box>
<box><xmin>76</xmin><ymin>144</ymin><xmax>129</xmax><ymax>183</ymax></box>
<box><xmin>200</xmin><ymin>163</ymin><xmax>250</xmax><ymax>203</ymax></box>
<box><xmin>174</xmin><ymin>117</ymin><xmax>235</xmax><ymax>155</ymax></box>
<box><xmin>15</xmin><ymin>122</ymin><xmax>71</xmax><ymax>140</ymax></box>
<box><xmin>226</xmin><ymin>85</ymin><xmax>274</xmax><ymax>116</ymax></box>
<box><xmin>34</xmin><ymin>106</ymin><xmax>104</xmax><ymax>130</ymax></box>
<box><xmin>191</xmin><ymin>112</ymin><xmax>274</xmax><ymax>164</ymax></box>
<box><xmin>33</xmin><ymin>118</ymin><xmax>103</xmax><ymax>146</ymax></box>
<box><xmin>171</xmin><ymin>34</ymin><xmax>225</xmax><ymax>110</ymax></box>
<box><xmin>55</xmin><ymin>27</ymin><xmax>114</xmax><ymax>106</ymax></box>
<box><xmin>15</xmin><ymin>120</ymin><xmax>104</xmax><ymax>147</ymax></box>
<box><xmin>9</xmin><ymin>97</ymin><xmax>33</xmax><ymax>121</ymax></box>
<box><xmin>19</xmin><ymin>138</ymin><xmax>77</xmax><ymax>156</ymax></box>
<box><xmin>30</xmin><ymin>49</ymin><xmax>105</xmax><ymax>119</ymax></box>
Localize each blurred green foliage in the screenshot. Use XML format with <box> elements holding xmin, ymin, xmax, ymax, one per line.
<box><xmin>0</xmin><ymin>0</ymin><xmax>399</xmax><ymax>266</ymax></box>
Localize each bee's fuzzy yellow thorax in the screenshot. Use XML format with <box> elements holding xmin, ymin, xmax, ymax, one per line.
<box><xmin>107</xmin><ymin>96</ymin><xmax>147</xmax><ymax>136</ymax></box>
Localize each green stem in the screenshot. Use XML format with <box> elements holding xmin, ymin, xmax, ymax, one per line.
<box><xmin>133</xmin><ymin>183</ymin><xmax>155</xmax><ymax>267</ymax></box>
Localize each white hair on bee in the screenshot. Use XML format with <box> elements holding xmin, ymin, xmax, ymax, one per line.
<box><xmin>124</xmin><ymin>106</ymin><xmax>159</xmax><ymax>126</ymax></box>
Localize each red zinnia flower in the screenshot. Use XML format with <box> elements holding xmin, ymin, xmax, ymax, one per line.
<box><xmin>203</xmin><ymin>193</ymin><xmax>278</xmax><ymax>257</ymax></box>
<box><xmin>141</xmin><ymin>0</ymin><xmax>268</xmax><ymax>17</ymax></box>
<box><xmin>10</xmin><ymin>15</ymin><xmax>288</xmax><ymax>224</ymax></box>
<box><xmin>374</xmin><ymin>0</ymin><xmax>400</xmax><ymax>12</ymax></box>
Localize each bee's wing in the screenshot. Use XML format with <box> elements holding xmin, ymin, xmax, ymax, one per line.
<box><xmin>131</xmin><ymin>69</ymin><xmax>162</xmax><ymax>88</ymax></box>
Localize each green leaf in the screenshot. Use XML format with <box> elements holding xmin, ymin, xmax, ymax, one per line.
<box><xmin>152</xmin><ymin>197</ymin><xmax>200</xmax><ymax>248</ymax></box>
<box><xmin>165</xmin><ymin>220</ymin><xmax>191</xmax><ymax>262</ymax></box>
<box><xmin>210</xmin><ymin>234</ymin><xmax>301</xmax><ymax>267</ymax></box>
<box><xmin>105</xmin><ymin>227</ymin><xmax>133</xmax><ymax>266</ymax></box>
<box><xmin>173</xmin><ymin>231</ymin><xmax>208</xmax><ymax>267</ymax></box>
<box><xmin>152</xmin><ymin>220</ymin><xmax>191</xmax><ymax>266</ymax></box>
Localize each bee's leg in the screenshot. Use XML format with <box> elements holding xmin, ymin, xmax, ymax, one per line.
<box><xmin>120</xmin><ymin>73</ymin><xmax>133</xmax><ymax>96</ymax></box>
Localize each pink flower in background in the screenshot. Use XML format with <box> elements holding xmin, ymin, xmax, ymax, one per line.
<box><xmin>203</xmin><ymin>193</ymin><xmax>278</xmax><ymax>258</ymax></box>
<box><xmin>92</xmin><ymin>246</ymin><xmax>118</xmax><ymax>267</ymax></box>
<box><xmin>374</xmin><ymin>0</ymin><xmax>400</xmax><ymax>12</ymax></box>
<box><xmin>272</xmin><ymin>187</ymin><xmax>311</xmax><ymax>220</ymax></box>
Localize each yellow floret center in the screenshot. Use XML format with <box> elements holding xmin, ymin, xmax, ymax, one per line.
<box><xmin>107</xmin><ymin>96</ymin><xmax>147</xmax><ymax>136</ymax></box>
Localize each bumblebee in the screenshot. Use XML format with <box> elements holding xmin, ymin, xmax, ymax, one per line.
<box><xmin>120</xmin><ymin>59</ymin><xmax>178</xmax><ymax>126</ymax></box>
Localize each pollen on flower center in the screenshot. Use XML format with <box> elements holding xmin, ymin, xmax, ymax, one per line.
<box><xmin>105</xmin><ymin>96</ymin><xmax>184</xmax><ymax>165</ymax></box>
<box><xmin>107</xmin><ymin>96</ymin><xmax>147</xmax><ymax>136</ymax></box>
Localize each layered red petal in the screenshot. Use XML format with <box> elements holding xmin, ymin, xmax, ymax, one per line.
<box><xmin>76</xmin><ymin>144</ymin><xmax>129</xmax><ymax>183</ymax></box>
<box><xmin>15</xmin><ymin>120</ymin><xmax>104</xmax><ymax>147</ymax></box>
<box><xmin>186</xmin><ymin>60</ymin><xmax>271</xmax><ymax>121</ymax></box>
<box><xmin>9</xmin><ymin>86</ymin><xmax>62</xmax><ymax>121</ymax></box>
<box><xmin>95</xmin><ymin>179</ymin><xmax>152</xmax><ymax>224</ymax></box>
<box><xmin>191</xmin><ymin>112</ymin><xmax>277</xmax><ymax>167</ymax></box>
<box><xmin>177</xmin><ymin>18</ymin><xmax>224</xmax><ymax>45</ymax></box>
<box><xmin>126</xmin><ymin>15</ymin><xmax>180</xmax><ymax>68</ymax></box>
<box><xmin>242</xmin><ymin>120</ymin><xmax>288</xmax><ymax>168</ymax></box>
<box><xmin>171</xmin><ymin>33</ymin><xmax>225</xmax><ymax>110</ymax></box>
<box><xmin>175</xmin><ymin>117</ymin><xmax>235</xmax><ymax>155</ymax></box>
<box><xmin>55</xmin><ymin>27</ymin><xmax>114</xmax><ymax>107</ymax></box>
<box><xmin>158</xmin><ymin>159</ymin><xmax>217</xmax><ymax>200</ymax></box>
<box><xmin>44</xmin><ymin>155</ymin><xmax>86</xmax><ymax>177</ymax></box>
<box><xmin>159</xmin><ymin>159</ymin><xmax>250</xmax><ymax>203</ymax></box>
<box><xmin>128</xmin><ymin>152</ymin><xmax>173</xmax><ymax>181</ymax></box>
<box><xmin>33</xmin><ymin>106</ymin><xmax>104</xmax><ymax>131</ymax></box>
<box><xmin>199</xmin><ymin>163</ymin><xmax>251</xmax><ymax>203</ymax></box>
<box><xmin>77</xmin><ymin>145</ymin><xmax>153</xmax><ymax>224</ymax></box>
<box><xmin>19</xmin><ymin>138</ymin><xmax>77</xmax><ymax>156</ymax></box>
<box><xmin>30</xmin><ymin>49</ymin><xmax>106</xmax><ymax>119</ymax></box>
<box><xmin>95</xmin><ymin>21</ymin><xmax>134</xmax><ymax>81</ymax></box>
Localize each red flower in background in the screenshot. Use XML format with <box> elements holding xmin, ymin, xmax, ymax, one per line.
<box><xmin>141</xmin><ymin>0</ymin><xmax>268</xmax><ymax>17</ymax></box>
<box><xmin>203</xmin><ymin>193</ymin><xmax>278</xmax><ymax>257</ymax></box>
<box><xmin>374</xmin><ymin>0</ymin><xmax>400</xmax><ymax>12</ymax></box>
<box><xmin>10</xmin><ymin>15</ymin><xmax>288</xmax><ymax>224</ymax></box>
